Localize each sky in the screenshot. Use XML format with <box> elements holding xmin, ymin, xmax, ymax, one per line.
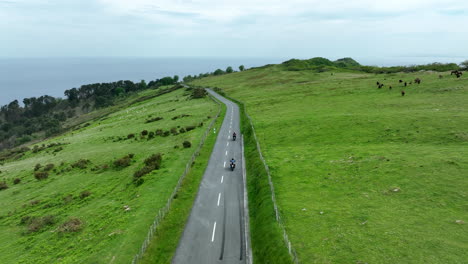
<box><xmin>1</xmin><ymin>0</ymin><xmax>467</xmax><ymax>62</ymax></box>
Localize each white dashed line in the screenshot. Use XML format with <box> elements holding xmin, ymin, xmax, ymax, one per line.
<box><xmin>225</xmin><ymin>151</ymin><xmax>228</xmax><ymax>156</ymax></box>
<box><xmin>227</xmin><ymin>142</ymin><xmax>229</xmax><ymax>146</ymax></box>
<box><xmin>221</xmin><ymin>175</ymin><xmax>224</xmax><ymax>183</ymax></box>
<box><xmin>223</xmin><ymin>161</ymin><xmax>226</xmax><ymax>167</ymax></box>
<box><xmin>211</xmin><ymin>222</ymin><xmax>217</xmax><ymax>242</ymax></box>
<box><xmin>217</xmin><ymin>193</ymin><xmax>221</xmax><ymax>206</ymax></box>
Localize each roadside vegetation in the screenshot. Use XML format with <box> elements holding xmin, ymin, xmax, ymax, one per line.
<box><xmin>0</xmin><ymin>86</ymin><xmax>219</xmax><ymax>263</ymax></box>
<box><xmin>140</xmin><ymin>99</ymin><xmax>226</xmax><ymax>263</ymax></box>
<box><xmin>192</xmin><ymin>58</ymin><xmax>468</xmax><ymax>263</ymax></box>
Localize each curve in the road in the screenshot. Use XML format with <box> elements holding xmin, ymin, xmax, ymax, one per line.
<box><xmin>172</xmin><ymin>89</ymin><xmax>251</xmax><ymax>264</ymax></box>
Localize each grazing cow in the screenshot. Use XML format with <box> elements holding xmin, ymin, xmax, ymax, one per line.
<box><xmin>414</xmin><ymin>78</ymin><xmax>421</xmax><ymax>84</ymax></box>
<box><xmin>401</xmin><ymin>90</ymin><xmax>405</xmax><ymax>96</ymax></box>
<box><xmin>378</xmin><ymin>84</ymin><xmax>384</xmax><ymax>89</ymax></box>
<box><xmin>389</xmin><ymin>86</ymin><xmax>392</xmax><ymax>90</ymax></box>
<box><xmin>376</xmin><ymin>81</ymin><xmax>380</xmax><ymax>86</ymax></box>
<box><xmin>404</xmin><ymin>82</ymin><xmax>407</xmax><ymax>87</ymax></box>
<box><xmin>451</xmin><ymin>70</ymin><xmax>458</xmax><ymax>75</ymax></box>
<box><xmin>409</xmin><ymin>82</ymin><xmax>412</xmax><ymax>85</ymax></box>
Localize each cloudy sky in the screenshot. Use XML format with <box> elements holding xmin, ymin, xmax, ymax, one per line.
<box><xmin>1</xmin><ymin>0</ymin><xmax>467</xmax><ymax>61</ymax></box>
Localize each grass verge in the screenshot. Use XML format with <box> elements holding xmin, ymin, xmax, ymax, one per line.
<box><xmin>230</xmin><ymin>96</ymin><xmax>292</xmax><ymax>264</ymax></box>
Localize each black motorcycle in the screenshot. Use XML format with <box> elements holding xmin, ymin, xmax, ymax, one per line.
<box><xmin>230</xmin><ymin>163</ymin><xmax>236</xmax><ymax>171</ymax></box>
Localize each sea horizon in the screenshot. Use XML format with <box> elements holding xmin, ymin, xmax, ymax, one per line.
<box><xmin>1</xmin><ymin>56</ymin><xmax>465</xmax><ymax>106</ymax></box>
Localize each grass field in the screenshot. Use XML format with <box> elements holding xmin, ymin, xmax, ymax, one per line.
<box><xmin>0</xmin><ymin>87</ymin><xmax>219</xmax><ymax>263</ymax></box>
<box><xmin>193</xmin><ymin>66</ymin><xmax>468</xmax><ymax>263</ymax></box>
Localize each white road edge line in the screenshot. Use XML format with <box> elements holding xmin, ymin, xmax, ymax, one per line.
<box><xmin>211</xmin><ymin>222</ymin><xmax>217</xmax><ymax>242</ymax></box>
<box><xmin>217</xmin><ymin>193</ymin><xmax>221</xmax><ymax>206</ymax></box>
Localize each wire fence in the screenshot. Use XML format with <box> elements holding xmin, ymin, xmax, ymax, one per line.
<box><xmin>223</xmin><ymin>94</ymin><xmax>300</xmax><ymax>264</ymax></box>
<box><xmin>131</xmin><ymin>94</ymin><xmax>222</xmax><ymax>264</ymax></box>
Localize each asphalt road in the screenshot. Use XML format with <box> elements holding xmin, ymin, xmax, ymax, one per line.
<box><xmin>173</xmin><ymin>89</ymin><xmax>249</xmax><ymax>264</ymax></box>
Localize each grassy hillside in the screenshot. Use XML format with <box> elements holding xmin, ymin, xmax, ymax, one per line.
<box><xmin>193</xmin><ymin>65</ymin><xmax>468</xmax><ymax>263</ymax></box>
<box><xmin>0</xmin><ymin>87</ymin><xmax>219</xmax><ymax>263</ymax></box>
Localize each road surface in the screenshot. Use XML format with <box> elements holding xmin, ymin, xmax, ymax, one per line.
<box><xmin>173</xmin><ymin>89</ymin><xmax>250</xmax><ymax>264</ymax></box>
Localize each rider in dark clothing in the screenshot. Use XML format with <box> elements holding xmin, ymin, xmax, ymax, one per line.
<box><xmin>230</xmin><ymin>158</ymin><xmax>236</xmax><ymax>165</ymax></box>
<box><xmin>233</xmin><ymin>132</ymin><xmax>237</xmax><ymax>140</ymax></box>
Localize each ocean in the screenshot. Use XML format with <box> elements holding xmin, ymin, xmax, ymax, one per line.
<box><xmin>0</xmin><ymin>56</ymin><xmax>464</xmax><ymax>106</ymax></box>
<box><xmin>0</xmin><ymin>57</ymin><xmax>285</xmax><ymax>106</ymax></box>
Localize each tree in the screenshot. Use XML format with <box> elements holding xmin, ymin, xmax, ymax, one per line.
<box><xmin>214</xmin><ymin>69</ymin><xmax>224</xmax><ymax>76</ymax></box>
<box><xmin>239</xmin><ymin>65</ymin><xmax>245</xmax><ymax>71</ymax></box>
<box><xmin>173</xmin><ymin>75</ymin><xmax>179</xmax><ymax>83</ymax></box>
<box><xmin>461</xmin><ymin>60</ymin><xmax>468</xmax><ymax>70</ymax></box>
<box><xmin>226</xmin><ymin>66</ymin><xmax>233</xmax><ymax>73</ymax></box>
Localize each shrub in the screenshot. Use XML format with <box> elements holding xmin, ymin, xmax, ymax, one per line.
<box><xmin>179</xmin><ymin>127</ymin><xmax>186</xmax><ymax>133</ymax></box>
<box><xmin>145</xmin><ymin>117</ymin><xmax>163</xmax><ymax>123</ymax></box>
<box><xmin>144</xmin><ymin>153</ymin><xmax>162</xmax><ymax>168</ymax></box>
<box><xmin>198</xmin><ymin>122</ymin><xmax>204</xmax><ymax>127</ymax></box>
<box><xmin>63</xmin><ymin>194</ymin><xmax>73</xmax><ymax>203</ymax></box>
<box><xmin>34</xmin><ymin>171</ymin><xmax>49</xmax><ymax>180</ymax></box>
<box><xmin>162</xmin><ymin>131</ymin><xmax>170</xmax><ymax>137</ymax></box>
<box><xmin>148</xmin><ymin>131</ymin><xmax>155</xmax><ymax>139</ymax></box>
<box><xmin>185</xmin><ymin>125</ymin><xmax>196</xmax><ymax>132</ymax></box>
<box><xmin>58</xmin><ymin>217</ymin><xmax>83</xmax><ymax>232</ymax></box>
<box><xmin>113</xmin><ymin>154</ymin><xmax>133</xmax><ymax>168</ymax></box>
<box><xmin>34</xmin><ymin>163</ymin><xmax>42</xmax><ymax>171</ymax></box>
<box><xmin>183</xmin><ymin>141</ymin><xmax>192</xmax><ymax>148</ymax></box>
<box><xmin>79</xmin><ymin>190</ymin><xmax>91</xmax><ymax>199</ymax></box>
<box><xmin>141</xmin><ymin>130</ymin><xmax>148</xmax><ymax>136</ymax></box>
<box><xmin>27</xmin><ymin>215</ymin><xmax>56</xmax><ymax>232</ymax></box>
<box><xmin>191</xmin><ymin>87</ymin><xmax>207</xmax><ymax>98</ymax></box>
<box><xmin>71</xmin><ymin>159</ymin><xmax>90</xmax><ymax>169</ymax></box>
<box><xmin>43</xmin><ymin>163</ymin><xmax>55</xmax><ymax>171</ymax></box>
<box><xmin>0</xmin><ymin>181</ymin><xmax>8</xmax><ymax>190</ymax></box>
<box><xmin>13</xmin><ymin>178</ymin><xmax>21</xmax><ymax>185</ymax></box>
<box><xmin>133</xmin><ymin>153</ymin><xmax>163</xmax><ymax>183</ymax></box>
<box><xmin>53</xmin><ymin>147</ymin><xmax>63</xmax><ymax>153</ymax></box>
<box><xmin>170</xmin><ymin>127</ymin><xmax>179</xmax><ymax>135</ymax></box>
<box><xmin>127</xmin><ymin>133</ymin><xmax>135</xmax><ymax>139</ymax></box>
<box><xmin>155</xmin><ymin>129</ymin><xmax>163</xmax><ymax>136</ymax></box>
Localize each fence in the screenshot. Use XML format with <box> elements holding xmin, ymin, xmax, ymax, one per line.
<box><xmin>131</xmin><ymin>94</ymin><xmax>222</xmax><ymax>264</ymax></box>
<box><xmin>221</xmin><ymin>93</ymin><xmax>300</xmax><ymax>264</ymax></box>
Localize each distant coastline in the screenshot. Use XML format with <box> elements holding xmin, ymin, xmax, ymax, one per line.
<box><xmin>1</xmin><ymin>56</ymin><xmax>466</xmax><ymax>105</ymax></box>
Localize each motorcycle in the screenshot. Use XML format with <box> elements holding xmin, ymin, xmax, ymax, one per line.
<box><xmin>230</xmin><ymin>162</ymin><xmax>236</xmax><ymax>171</ymax></box>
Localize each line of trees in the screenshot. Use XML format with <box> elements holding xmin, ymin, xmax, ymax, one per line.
<box><xmin>0</xmin><ymin>75</ymin><xmax>180</xmax><ymax>150</ymax></box>
<box><xmin>182</xmin><ymin>65</ymin><xmax>245</xmax><ymax>82</ymax></box>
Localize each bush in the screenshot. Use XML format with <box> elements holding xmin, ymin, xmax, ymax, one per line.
<box><xmin>34</xmin><ymin>163</ymin><xmax>42</xmax><ymax>171</ymax></box>
<box><xmin>191</xmin><ymin>88</ymin><xmax>207</xmax><ymax>98</ymax></box>
<box><xmin>71</xmin><ymin>159</ymin><xmax>90</xmax><ymax>169</ymax></box>
<box><xmin>58</xmin><ymin>217</ymin><xmax>83</xmax><ymax>232</ymax></box>
<box><xmin>170</xmin><ymin>127</ymin><xmax>179</xmax><ymax>135</ymax></box>
<box><xmin>179</xmin><ymin>127</ymin><xmax>186</xmax><ymax>133</ymax></box>
<box><xmin>43</xmin><ymin>163</ymin><xmax>55</xmax><ymax>172</ymax></box>
<box><xmin>79</xmin><ymin>190</ymin><xmax>91</xmax><ymax>199</ymax></box>
<box><xmin>127</xmin><ymin>133</ymin><xmax>135</xmax><ymax>139</ymax></box>
<box><xmin>34</xmin><ymin>171</ymin><xmax>49</xmax><ymax>180</ymax></box>
<box><xmin>27</xmin><ymin>215</ymin><xmax>56</xmax><ymax>232</ymax></box>
<box><xmin>141</xmin><ymin>130</ymin><xmax>148</xmax><ymax>136</ymax></box>
<box><xmin>185</xmin><ymin>125</ymin><xmax>196</xmax><ymax>132</ymax></box>
<box><xmin>183</xmin><ymin>141</ymin><xmax>192</xmax><ymax>148</ymax></box>
<box><xmin>133</xmin><ymin>153</ymin><xmax>163</xmax><ymax>183</ymax></box>
<box><xmin>155</xmin><ymin>129</ymin><xmax>163</xmax><ymax>136</ymax></box>
<box><xmin>0</xmin><ymin>181</ymin><xmax>8</xmax><ymax>190</ymax></box>
<box><xmin>148</xmin><ymin>131</ymin><xmax>155</xmax><ymax>139</ymax></box>
<box><xmin>162</xmin><ymin>131</ymin><xmax>170</xmax><ymax>137</ymax></box>
<box><xmin>144</xmin><ymin>153</ymin><xmax>162</xmax><ymax>168</ymax></box>
<box><xmin>113</xmin><ymin>154</ymin><xmax>133</xmax><ymax>168</ymax></box>
<box><xmin>145</xmin><ymin>117</ymin><xmax>163</xmax><ymax>123</ymax></box>
<box><xmin>13</xmin><ymin>178</ymin><xmax>21</xmax><ymax>185</ymax></box>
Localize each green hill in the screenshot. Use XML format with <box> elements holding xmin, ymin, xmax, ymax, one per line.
<box><xmin>0</xmin><ymin>86</ymin><xmax>219</xmax><ymax>263</ymax></box>
<box><xmin>193</xmin><ymin>63</ymin><xmax>468</xmax><ymax>263</ymax></box>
